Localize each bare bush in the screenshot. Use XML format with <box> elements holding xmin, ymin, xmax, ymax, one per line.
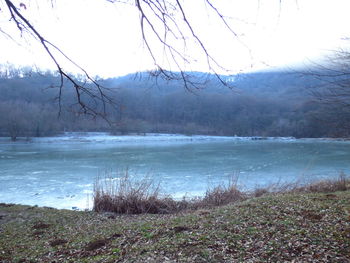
<box><xmin>93</xmin><ymin>171</ymin><xmax>245</xmax><ymax>214</ymax></box>
<box><xmin>294</xmin><ymin>172</ymin><xmax>348</xmax><ymax>193</ymax></box>
<box><xmin>199</xmin><ymin>175</ymin><xmax>245</xmax><ymax>207</ymax></box>
<box><xmin>93</xmin><ymin>171</ymin><xmax>184</xmax><ymax>214</ymax></box>
<box><xmin>93</xmin><ymin>171</ymin><xmax>348</xmax><ymax>214</ymax></box>
<box><xmin>252</xmin><ymin>173</ymin><xmax>349</xmax><ymax>196</ymax></box>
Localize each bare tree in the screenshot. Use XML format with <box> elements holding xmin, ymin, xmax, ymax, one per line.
<box><xmin>0</xmin><ymin>0</ymin><xmax>240</xmax><ymax>118</ymax></box>
<box><xmin>314</xmin><ymin>49</ymin><xmax>350</xmax><ymax>108</ymax></box>
<box><xmin>1</xmin><ymin>0</ymin><xmax>116</xmax><ymax>118</ymax></box>
<box><xmin>306</xmin><ymin>46</ymin><xmax>350</xmax><ymax>135</ymax></box>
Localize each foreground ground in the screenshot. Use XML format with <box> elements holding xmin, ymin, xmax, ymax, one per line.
<box><xmin>0</xmin><ymin>191</ymin><xmax>349</xmax><ymax>263</ymax></box>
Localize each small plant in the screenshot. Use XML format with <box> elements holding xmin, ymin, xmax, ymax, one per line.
<box><xmin>198</xmin><ymin>173</ymin><xmax>245</xmax><ymax>207</ymax></box>
<box><xmin>93</xmin><ymin>170</ymin><xmax>181</xmax><ymax>214</ymax></box>
<box><xmin>93</xmin><ymin>170</ymin><xmax>348</xmax><ymax>214</ymax></box>
<box><xmin>93</xmin><ymin>171</ymin><xmax>246</xmax><ymax>214</ymax></box>
<box><xmin>250</xmin><ymin>173</ymin><xmax>349</xmax><ymax>197</ymax></box>
<box><xmin>294</xmin><ymin>172</ymin><xmax>349</xmax><ymax>193</ymax></box>
<box><xmin>201</xmin><ymin>184</ymin><xmax>244</xmax><ymax>207</ymax></box>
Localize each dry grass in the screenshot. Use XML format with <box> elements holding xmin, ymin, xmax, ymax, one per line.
<box><xmin>294</xmin><ymin>172</ymin><xmax>349</xmax><ymax>193</ymax></box>
<box><xmin>194</xmin><ymin>176</ymin><xmax>245</xmax><ymax>208</ymax></box>
<box><xmin>93</xmin><ymin>171</ymin><xmax>182</xmax><ymax>214</ymax></box>
<box><xmin>250</xmin><ymin>172</ymin><xmax>349</xmax><ymax>197</ymax></box>
<box><xmin>93</xmin><ymin>172</ymin><xmax>245</xmax><ymax>214</ymax></box>
<box><xmin>2</xmin><ymin>191</ymin><xmax>350</xmax><ymax>262</ymax></box>
<box><xmin>201</xmin><ymin>185</ymin><xmax>244</xmax><ymax>206</ymax></box>
<box><xmin>94</xmin><ymin>170</ymin><xmax>349</xmax><ymax>214</ymax></box>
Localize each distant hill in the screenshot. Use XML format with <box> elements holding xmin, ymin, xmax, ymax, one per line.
<box><xmin>103</xmin><ymin>69</ymin><xmax>321</xmax><ymax>99</ymax></box>
<box><xmin>0</xmin><ymin>67</ymin><xmax>348</xmax><ymax>138</ymax></box>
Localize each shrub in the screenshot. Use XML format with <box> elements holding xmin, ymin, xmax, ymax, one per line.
<box><xmin>93</xmin><ymin>171</ymin><xmax>245</xmax><ymax>214</ymax></box>
<box><xmin>93</xmin><ymin>171</ymin><xmax>183</xmax><ymax>214</ymax></box>
<box><xmin>250</xmin><ymin>173</ymin><xmax>349</xmax><ymax>196</ymax></box>
<box><xmin>93</xmin><ymin>171</ymin><xmax>348</xmax><ymax>214</ymax></box>
<box><xmin>294</xmin><ymin>172</ymin><xmax>349</xmax><ymax>193</ymax></box>
<box><xmin>199</xmin><ymin>176</ymin><xmax>245</xmax><ymax>207</ymax></box>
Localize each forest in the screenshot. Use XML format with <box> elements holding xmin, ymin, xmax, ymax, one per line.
<box><xmin>0</xmin><ymin>65</ymin><xmax>348</xmax><ymax>140</ymax></box>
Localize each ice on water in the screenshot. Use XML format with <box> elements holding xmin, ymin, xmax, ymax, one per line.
<box><xmin>0</xmin><ymin>133</ymin><xmax>349</xmax><ymax>210</ymax></box>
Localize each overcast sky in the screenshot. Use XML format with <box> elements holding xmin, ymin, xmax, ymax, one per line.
<box><xmin>1</xmin><ymin>0</ymin><xmax>350</xmax><ymax>78</ymax></box>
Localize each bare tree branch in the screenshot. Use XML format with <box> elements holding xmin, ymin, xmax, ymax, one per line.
<box><xmin>2</xmin><ymin>0</ymin><xmax>115</xmax><ymax>121</ymax></box>
<box><xmin>1</xmin><ymin>0</ymin><xmax>248</xmax><ymax>118</ymax></box>
<box><xmin>302</xmin><ymin>46</ymin><xmax>350</xmax><ymax>132</ymax></box>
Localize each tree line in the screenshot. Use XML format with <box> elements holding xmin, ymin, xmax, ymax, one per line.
<box><xmin>0</xmin><ymin>66</ymin><xmax>348</xmax><ymax>140</ymax></box>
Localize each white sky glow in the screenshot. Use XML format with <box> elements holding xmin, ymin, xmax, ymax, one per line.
<box><xmin>1</xmin><ymin>0</ymin><xmax>350</xmax><ymax>77</ymax></box>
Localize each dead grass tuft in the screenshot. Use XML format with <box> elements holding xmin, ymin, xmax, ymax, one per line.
<box><xmin>293</xmin><ymin>172</ymin><xmax>349</xmax><ymax>193</ymax></box>
<box><xmin>93</xmin><ymin>172</ymin><xmax>245</xmax><ymax>214</ymax></box>
<box><xmin>200</xmin><ymin>185</ymin><xmax>244</xmax><ymax>207</ymax></box>
<box><xmin>249</xmin><ymin>173</ymin><xmax>349</xmax><ymax>197</ymax></box>
<box><xmin>93</xmin><ymin>171</ymin><xmax>183</xmax><ymax>214</ymax></box>
<box><xmin>93</xmin><ymin>171</ymin><xmax>348</xmax><ymax>214</ymax></box>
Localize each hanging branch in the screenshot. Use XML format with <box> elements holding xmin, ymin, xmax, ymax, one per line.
<box><xmin>304</xmin><ymin>48</ymin><xmax>350</xmax><ymax>110</ymax></box>
<box><xmin>1</xmin><ymin>0</ymin><xmax>247</xmax><ymax>116</ymax></box>
<box><xmin>3</xmin><ymin>0</ymin><xmax>115</xmax><ymax>120</ymax></box>
<box><xmin>132</xmin><ymin>0</ymin><xmax>241</xmax><ymax>90</ymax></box>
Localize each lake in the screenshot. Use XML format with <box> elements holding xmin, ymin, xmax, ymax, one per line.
<box><xmin>0</xmin><ymin>133</ymin><xmax>349</xmax><ymax>209</ymax></box>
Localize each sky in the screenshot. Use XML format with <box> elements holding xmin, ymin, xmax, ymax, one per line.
<box><xmin>1</xmin><ymin>0</ymin><xmax>350</xmax><ymax>78</ymax></box>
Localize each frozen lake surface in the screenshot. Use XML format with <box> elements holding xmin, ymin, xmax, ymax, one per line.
<box><xmin>0</xmin><ymin>133</ymin><xmax>349</xmax><ymax>209</ymax></box>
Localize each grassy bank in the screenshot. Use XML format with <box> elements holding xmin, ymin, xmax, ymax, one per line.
<box><xmin>1</xmin><ymin>189</ymin><xmax>349</xmax><ymax>262</ymax></box>
<box><xmin>93</xmin><ymin>172</ymin><xmax>349</xmax><ymax>215</ymax></box>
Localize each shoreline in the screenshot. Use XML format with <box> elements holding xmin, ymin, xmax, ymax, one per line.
<box><xmin>1</xmin><ymin>134</ymin><xmax>349</xmax><ymax>211</ymax></box>
<box><xmin>1</xmin><ymin>132</ymin><xmax>349</xmax><ymax>144</ymax></box>
<box><xmin>2</xmin><ymin>174</ymin><xmax>348</xmax><ymax>211</ymax></box>
<box><xmin>1</xmin><ymin>190</ymin><xmax>349</xmax><ymax>262</ymax></box>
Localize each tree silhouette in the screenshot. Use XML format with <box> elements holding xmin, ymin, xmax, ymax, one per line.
<box><xmin>306</xmin><ymin>47</ymin><xmax>350</xmax><ymax>135</ymax></box>
<box><xmin>1</xmin><ymin>0</ymin><xmax>240</xmax><ymax>117</ymax></box>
